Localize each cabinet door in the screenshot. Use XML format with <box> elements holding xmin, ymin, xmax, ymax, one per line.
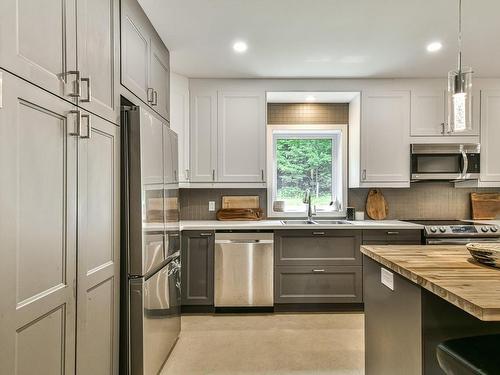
<box><xmin>0</xmin><ymin>0</ymin><xmax>77</xmax><ymax>101</ymax></box>
<box><xmin>170</xmin><ymin>74</ymin><xmax>190</xmax><ymax>182</ymax></box>
<box><xmin>76</xmin><ymin>112</ymin><xmax>120</xmax><ymax>374</ymax></box>
<box><xmin>480</xmin><ymin>90</ymin><xmax>500</xmax><ymax>182</ymax></box>
<box><xmin>361</xmin><ymin>91</ymin><xmax>410</xmax><ymax>184</ymax></box>
<box><xmin>77</xmin><ymin>0</ymin><xmax>120</xmax><ymax>124</ymax></box>
<box><xmin>181</xmin><ymin>231</ymin><xmax>214</xmax><ymax>305</ymax></box>
<box><xmin>275</xmin><ymin>265</ymin><xmax>362</xmax><ymax>304</ymax></box>
<box><xmin>0</xmin><ymin>71</ymin><xmax>77</xmax><ymax>375</ymax></box>
<box><xmin>121</xmin><ymin>0</ymin><xmax>151</xmax><ymax>104</ymax></box>
<box><xmin>411</xmin><ymin>89</ymin><xmax>446</xmax><ymax>136</ymax></box>
<box><xmin>217</xmin><ymin>91</ymin><xmax>266</xmax><ymax>182</ymax></box>
<box><xmin>190</xmin><ymin>90</ymin><xmax>218</xmax><ymax>182</ymax></box>
<box><xmin>163</xmin><ymin>127</ymin><xmax>177</xmax><ymax>184</ymax></box>
<box><xmin>150</xmin><ymin>37</ymin><xmax>170</xmax><ymax>121</ymax></box>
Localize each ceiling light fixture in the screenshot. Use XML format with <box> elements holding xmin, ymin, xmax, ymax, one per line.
<box><xmin>233</xmin><ymin>41</ymin><xmax>248</xmax><ymax>53</ymax></box>
<box><xmin>305</xmin><ymin>95</ymin><xmax>316</xmax><ymax>102</ymax></box>
<box><xmin>447</xmin><ymin>0</ymin><xmax>472</xmax><ymax>133</ymax></box>
<box><xmin>426</xmin><ymin>41</ymin><xmax>443</xmax><ymax>52</ymax></box>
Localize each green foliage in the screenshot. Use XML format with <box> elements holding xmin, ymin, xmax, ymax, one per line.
<box><xmin>276</xmin><ymin>138</ymin><xmax>333</xmax><ymax>203</ymax></box>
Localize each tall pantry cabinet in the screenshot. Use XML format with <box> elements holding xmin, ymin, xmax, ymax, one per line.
<box><xmin>0</xmin><ymin>0</ymin><xmax>120</xmax><ymax>373</ymax></box>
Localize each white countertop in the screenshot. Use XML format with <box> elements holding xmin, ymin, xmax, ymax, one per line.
<box><xmin>179</xmin><ymin>219</ymin><xmax>424</xmax><ymax>231</ymax></box>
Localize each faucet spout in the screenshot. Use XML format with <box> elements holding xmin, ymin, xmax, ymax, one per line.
<box><xmin>303</xmin><ymin>189</ymin><xmax>314</xmax><ymax>222</ymax></box>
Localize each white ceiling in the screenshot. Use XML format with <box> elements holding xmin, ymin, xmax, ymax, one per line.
<box><xmin>267</xmin><ymin>92</ymin><xmax>359</xmax><ymax>103</ymax></box>
<box><xmin>138</xmin><ymin>0</ymin><xmax>500</xmax><ymax>79</ymax></box>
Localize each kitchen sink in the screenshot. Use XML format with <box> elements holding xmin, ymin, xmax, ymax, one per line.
<box><xmin>281</xmin><ymin>219</ymin><xmax>351</xmax><ymax>225</ymax></box>
<box><xmin>281</xmin><ymin>220</ymin><xmax>317</xmax><ymax>225</ymax></box>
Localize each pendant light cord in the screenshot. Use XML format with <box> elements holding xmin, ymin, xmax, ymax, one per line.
<box><xmin>457</xmin><ymin>0</ymin><xmax>462</xmax><ymax>72</ymax></box>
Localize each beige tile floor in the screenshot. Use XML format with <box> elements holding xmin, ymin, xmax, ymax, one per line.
<box><xmin>161</xmin><ymin>313</ymin><xmax>364</xmax><ymax>375</ymax></box>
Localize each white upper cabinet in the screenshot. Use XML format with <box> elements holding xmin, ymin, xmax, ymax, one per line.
<box><xmin>480</xmin><ymin>90</ymin><xmax>500</xmax><ymax>183</ymax></box>
<box><xmin>121</xmin><ymin>0</ymin><xmax>170</xmax><ymax>121</ymax></box>
<box><xmin>411</xmin><ymin>89</ymin><xmax>446</xmax><ymax>136</ymax></box>
<box><xmin>361</xmin><ymin>90</ymin><xmax>411</xmax><ymax>185</ymax></box>
<box><xmin>0</xmin><ymin>0</ymin><xmax>77</xmax><ymax>101</ymax></box>
<box><xmin>217</xmin><ymin>91</ymin><xmax>266</xmax><ymax>182</ymax></box>
<box><xmin>170</xmin><ymin>73</ymin><xmax>190</xmax><ymax>182</ymax></box>
<box><xmin>189</xmin><ymin>89</ymin><xmax>218</xmax><ymax>182</ymax></box>
<box><xmin>76</xmin><ymin>0</ymin><xmax>120</xmax><ymax>124</ymax></box>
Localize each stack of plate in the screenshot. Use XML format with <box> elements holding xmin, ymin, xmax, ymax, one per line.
<box><xmin>466</xmin><ymin>243</ymin><xmax>500</xmax><ymax>268</ymax></box>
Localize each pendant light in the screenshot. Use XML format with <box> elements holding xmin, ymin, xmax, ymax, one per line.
<box><xmin>447</xmin><ymin>0</ymin><xmax>472</xmax><ymax>133</ymax></box>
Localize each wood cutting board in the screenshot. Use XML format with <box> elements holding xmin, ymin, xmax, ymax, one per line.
<box><xmin>366</xmin><ymin>189</ymin><xmax>388</xmax><ymax>220</ymax></box>
<box><xmin>222</xmin><ymin>196</ymin><xmax>260</xmax><ymax>209</ymax></box>
<box><xmin>471</xmin><ymin>192</ymin><xmax>500</xmax><ymax>220</ymax></box>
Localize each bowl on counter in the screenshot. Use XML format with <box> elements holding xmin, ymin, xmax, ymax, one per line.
<box><xmin>466</xmin><ymin>243</ymin><xmax>500</xmax><ymax>268</ymax></box>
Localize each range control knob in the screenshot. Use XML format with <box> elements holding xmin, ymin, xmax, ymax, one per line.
<box><xmin>429</xmin><ymin>226</ymin><xmax>438</xmax><ymax>233</ymax></box>
<box><xmin>491</xmin><ymin>227</ymin><xmax>499</xmax><ymax>233</ymax></box>
<box><xmin>439</xmin><ymin>227</ymin><xmax>447</xmax><ymax>233</ymax></box>
<box><xmin>481</xmin><ymin>226</ymin><xmax>490</xmax><ymax>233</ymax></box>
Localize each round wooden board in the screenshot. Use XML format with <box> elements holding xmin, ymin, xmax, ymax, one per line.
<box><xmin>366</xmin><ymin>189</ymin><xmax>388</xmax><ymax>220</ymax></box>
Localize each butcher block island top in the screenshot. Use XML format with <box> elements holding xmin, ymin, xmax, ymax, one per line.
<box><xmin>361</xmin><ymin>245</ymin><xmax>500</xmax><ymax>321</ymax></box>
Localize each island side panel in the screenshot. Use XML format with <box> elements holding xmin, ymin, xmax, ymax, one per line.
<box><xmin>363</xmin><ymin>255</ymin><xmax>423</xmax><ymax>375</ymax></box>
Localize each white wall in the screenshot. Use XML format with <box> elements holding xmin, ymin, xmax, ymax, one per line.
<box><xmin>170</xmin><ymin>72</ymin><xmax>190</xmax><ymax>181</ymax></box>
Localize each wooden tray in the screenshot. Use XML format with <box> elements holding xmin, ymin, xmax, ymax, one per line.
<box><xmin>222</xmin><ymin>196</ymin><xmax>260</xmax><ymax>209</ymax></box>
<box><xmin>471</xmin><ymin>193</ymin><xmax>500</xmax><ymax>220</ymax></box>
<box><xmin>216</xmin><ymin>208</ymin><xmax>263</xmax><ymax>221</ymax></box>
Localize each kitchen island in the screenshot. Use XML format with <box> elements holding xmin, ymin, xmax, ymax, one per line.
<box><xmin>361</xmin><ymin>245</ymin><xmax>500</xmax><ymax>375</ymax></box>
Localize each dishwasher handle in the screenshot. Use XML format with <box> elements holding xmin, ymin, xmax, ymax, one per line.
<box><xmin>215</xmin><ymin>239</ymin><xmax>274</xmax><ymax>244</ymax></box>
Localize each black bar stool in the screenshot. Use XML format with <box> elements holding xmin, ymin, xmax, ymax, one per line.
<box><xmin>437</xmin><ymin>334</ymin><xmax>500</xmax><ymax>375</ymax></box>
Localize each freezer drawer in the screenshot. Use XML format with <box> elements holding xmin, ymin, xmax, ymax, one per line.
<box><xmin>129</xmin><ymin>257</ymin><xmax>181</xmax><ymax>375</ymax></box>
<box><xmin>214</xmin><ymin>233</ymin><xmax>274</xmax><ymax>307</ymax></box>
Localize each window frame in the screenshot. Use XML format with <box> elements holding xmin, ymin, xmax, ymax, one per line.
<box><xmin>266</xmin><ymin>124</ymin><xmax>348</xmax><ymax>218</ymax></box>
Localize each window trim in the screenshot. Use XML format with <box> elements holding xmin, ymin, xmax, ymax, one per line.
<box><xmin>266</xmin><ymin>124</ymin><xmax>348</xmax><ymax>218</ymax></box>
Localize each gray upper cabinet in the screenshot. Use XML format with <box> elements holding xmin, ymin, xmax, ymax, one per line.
<box><xmin>0</xmin><ymin>0</ymin><xmax>77</xmax><ymax>102</ymax></box>
<box><xmin>76</xmin><ymin>0</ymin><xmax>120</xmax><ymax>124</ymax></box>
<box><xmin>76</xmin><ymin>111</ymin><xmax>120</xmax><ymax>374</ymax></box>
<box><xmin>181</xmin><ymin>231</ymin><xmax>214</xmax><ymax>306</ymax></box>
<box><xmin>121</xmin><ymin>0</ymin><xmax>170</xmax><ymax>121</ymax></box>
<box><xmin>0</xmin><ymin>70</ymin><xmax>77</xmax><ymax>375</ymax></box>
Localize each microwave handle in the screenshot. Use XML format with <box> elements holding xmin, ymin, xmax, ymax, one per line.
<box><xmin>461</xmin><ymin>149</ymin><xmax>468</xmax><ymax>178</ymax></box>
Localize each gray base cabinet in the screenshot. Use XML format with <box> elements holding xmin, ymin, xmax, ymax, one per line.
<box><xmin>274</xmin><ymin>230</ymin><xmax>363</xmax><ymax>304</ymax></box>
<box><xmin>362</xmin><ymin>229</ymin><xmax>422</xmax><ymax>245</ymax></box>
<box><xmin>181</xmin><ymin>231</ymin><xmax>214</xmax><ymax>306</ymax></box>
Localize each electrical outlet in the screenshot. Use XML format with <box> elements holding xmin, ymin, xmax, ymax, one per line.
<box><xmin>208</xmin><ymin>201</ymin><xmax>216</xmax><ymax>212</ymax></box>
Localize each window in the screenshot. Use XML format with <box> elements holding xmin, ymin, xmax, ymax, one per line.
<box><xmin>267</xmin><ymin>125</ymin><xmax>347</xmax><ymax>217</ymax></box>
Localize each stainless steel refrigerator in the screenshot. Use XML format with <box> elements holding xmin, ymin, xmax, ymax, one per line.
<box><xmin>121</xmin><ymin>105</ymin><xmax>181</xmax><ymax>375</ymax></box>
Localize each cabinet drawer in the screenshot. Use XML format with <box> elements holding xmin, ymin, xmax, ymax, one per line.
<box><xmin>274</xmin><ymin>266</ymin><xmax>362</xmax><ymax>304</ymax></box>
<box><xmin>362</xmin><ymin>229</ymin><xmax>422</xmax><ymax>244</ymax></box>
<box><xmin>274</xmin><ymin>230</ymin><xmax>362</xmax><ymax>266</ymax></box>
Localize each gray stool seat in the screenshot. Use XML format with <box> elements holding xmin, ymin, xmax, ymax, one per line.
<box><xmin>437</xmin><ymin>334</ymin><xmax>500</xmax><ymax>375</ymax></box>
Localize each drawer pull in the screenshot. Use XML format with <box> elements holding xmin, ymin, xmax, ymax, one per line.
<box><xmin>312</xmin><ymin>269</ymin><xmax>325</xmax><ymax>273</ymax></box>
<box><xmin>387</xmin><ymin>231</ymin><xmax>400</xmax><ymax>235</ymax></box>
<box><xmin>312</xmin><ymin>231</ymin><xmax>325</xmax><ymax>236</ymax></box>
<box><xmin>200</xmin><ymin>232</ymin><xmax>212</xmax><ymax>237</ymax></box>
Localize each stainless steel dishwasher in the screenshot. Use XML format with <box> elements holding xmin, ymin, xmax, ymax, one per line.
<box><xmin>214</xmin><ymin>232</ymin><xmax>274</xmax><ymax>307</ymax></box>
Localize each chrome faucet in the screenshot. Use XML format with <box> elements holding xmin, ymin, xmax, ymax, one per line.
<box><xmin>303</xmin><ymin>189</ymin><xmax>315</xmax><ymax>223</ymax></box>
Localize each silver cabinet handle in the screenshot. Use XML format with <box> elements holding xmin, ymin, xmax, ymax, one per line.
<box><xmin>152</xmin><ymin>90</ymin><xmax>158</xmax><ymax>106</ymax></box>
<box><xmin>261</xmin><ymin>169</ymin><xmax>264</xmax><ymax>181</ymax></box>
<box><xmin>440</xmin><ymin>122</ymin><xmax>445</xmax><ymax>135</ymax></box>
<box><xmin>80</xmin><ymin>113</ymin><xmax>92</xmax><ymax>139</ymax></box>
<box><xmin>212</xmin><ymin>169</ymin><xmax>216</xmax><ymax>181</ymax></box>
<box><xmin>387</xmin><ymin>231</ymin><xmax>400</xmax><ymax>235</ymax></box>
<box><xmin>81</xmin><ymin>76</ymin><xmax>91</xmax><ymax>103</ymax></box>
<box><xmin>66</xmin><ymin>70</ymin><xmax>81</xmax><ymax>98</ymax></box>
<box><xmin>69</xmin><ymin>110</ymin><xmax>81</xmax><ymax>136</ymax></box>
<box><xmin>362</xmin><ymin>169</ymin><xmax>367</xmax><ymax>180</ymax></box>
<box><xmin>312</xmin><ymin>231</ymin><xmax>325</xmax><ymax>236</ymax></box>
<box><xmin>312</xmin><ymin>269</ymin><xmax>325</xmax><ymax>273</ymax></box>
<box><xmin>147</xmin><ymin>88</ymin><xmax>154</xmax><ymax>103</ymax></box>
<box><xmin>200</xmin><ymin>233</ymin><xmax>212</xmax><ymax>237</ymax></box>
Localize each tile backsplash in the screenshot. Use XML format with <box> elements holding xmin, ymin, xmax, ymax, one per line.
<box><xmin>180</xmin><ymin>183</ymin><xmax>500</xmax><ymax>220</ymax></box>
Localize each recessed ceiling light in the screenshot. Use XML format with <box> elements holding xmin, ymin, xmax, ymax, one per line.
<box><xmin>233</xmin><ymin>41</ymin><xmax>248</xmax><ymax>53</ymax></box>
<box><xmin>305</xmin><ymin>95</ymin><xmax>316</xmax><ymax>102</ymax></box>
<box><xmin>427</xmin><ymin>42</ymin><xmax>443</xmax><ymax>52</ymax></box>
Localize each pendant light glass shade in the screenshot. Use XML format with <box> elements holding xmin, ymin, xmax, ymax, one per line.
<box><xmin>447</xmin><ymin>67</ymin><xmax>472</xmax><ymax>132</ymax></box>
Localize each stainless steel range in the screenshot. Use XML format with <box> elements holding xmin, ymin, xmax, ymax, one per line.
<box><xmin>408</xmin><ymin>220</ymin><xmax>500</xmax><ymax>245</ymax></box>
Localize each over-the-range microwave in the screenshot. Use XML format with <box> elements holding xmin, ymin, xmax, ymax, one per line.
<box><xmin>411</xmin><ymin>143</ymin><xmax>480</xmax><ymax>182</ymax></box>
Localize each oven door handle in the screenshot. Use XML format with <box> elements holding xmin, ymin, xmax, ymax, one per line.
<box><xmin>426</xmin><ymin>238</ymin><xmax>499</xmax><ymax>245</ymax></box>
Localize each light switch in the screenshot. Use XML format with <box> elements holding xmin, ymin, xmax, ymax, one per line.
<box><xmin>208</xmin><ymin>201</ymin><xmax>216</xmax><ymax>212</ymax></box>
